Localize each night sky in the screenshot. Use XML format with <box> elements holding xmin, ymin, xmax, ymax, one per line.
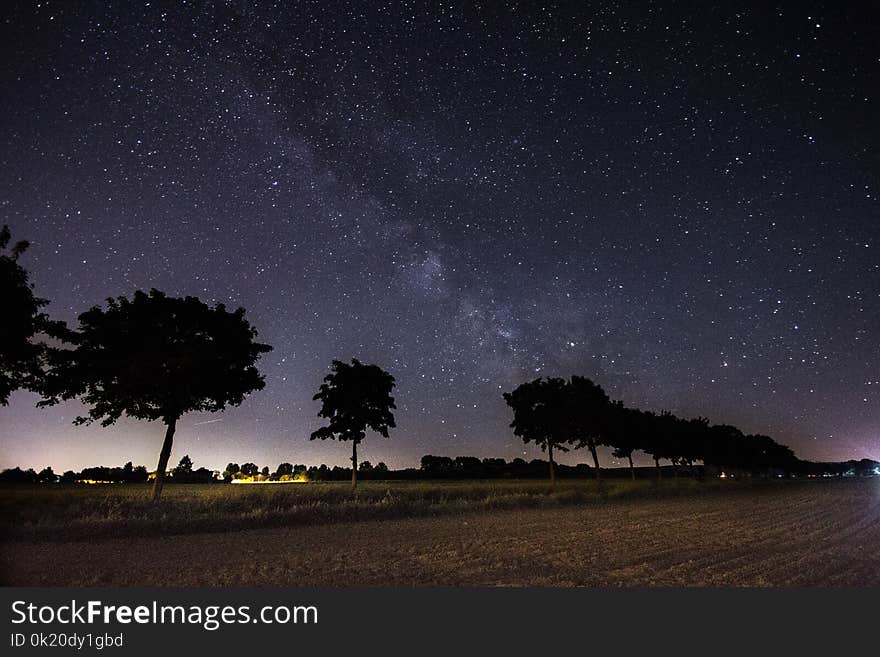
<box><xmin>1</xmin><ymin>1</ymin><xmax>877</xmax><ymax>472</ymax></box>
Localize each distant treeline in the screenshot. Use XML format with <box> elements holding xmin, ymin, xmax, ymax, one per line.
<box><xmin>0</xmin><ymin>462</ymin><xmax>148</xmax><ymax>484</ymax></box>
<box><xmin>2</xmin><ymin>454</ymin><xmax>878</xmax><ymax>484</ymax></box>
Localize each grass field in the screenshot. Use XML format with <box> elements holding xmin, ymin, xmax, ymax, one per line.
<box><xmin>2</xmin><ymin>478</ymin><xmax>878</xmax><ymax>586</ymax></box>
<box><xmin>0</xmin><ymin>478</ymin><xmax>720</xmax><ymax>541</ymax></box>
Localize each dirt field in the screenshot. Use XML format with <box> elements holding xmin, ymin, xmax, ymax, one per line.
<box><xmin>3</xmin><ymin>480</ymin><xmax>878</xmax><ymax>586</ymax></box>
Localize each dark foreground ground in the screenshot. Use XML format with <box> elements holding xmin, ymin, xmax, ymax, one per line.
<box><xmin>2</xmin><ymin>479</ymin><xmax>878</xmax><ymax>586</ymax></box>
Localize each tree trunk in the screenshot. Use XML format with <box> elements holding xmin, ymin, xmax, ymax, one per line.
<box><xmin>654</xmin><ymin>456</ymin><xmax>661</xmax><ymax>481</ymax></box>
<box><xmin>627</xmin><ymin>454</ymin><xmax>635</xmax><ymax>480</ymax></box>
<box><xmin>588</xmin><ymin>440</ymin><xmax>601</xmax><ymax>480</ymax></box>
<box><xmin>351</xmin><ymin>441</ymin><xmax>358</xmax><ymax>489</ymax></box>
<box><xmin>151</xmin><ymin>417</ymin><xmax>177</xmax><ymax>501</ymax></box>
<box><xmin>548</xmin><ymin>443</ymin><xmax>556</xmax><ymax>488</ymax></box>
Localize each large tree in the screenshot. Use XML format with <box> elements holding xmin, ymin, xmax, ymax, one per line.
<box><xmin>656</xmin><ymin>411</ymin><xmax>686</xmax><ymax>476</ymax></box>
<box><xmin>503</xmin><ymin>377</ymin><xmax>572</xmax><ymax>486</ymax></box>
<box><xmin>0</xmin><ymin>225</ymin><xmax>65</xmax><ymax>403</ymax></box>
<box><xmin>40</xmin><ymin>289</ymin><xmax>271</xmax><ymax>499</ymax></box>
<box><xmin>566</xmin><ymin>375</ymin><xmax>611</xmax><ymax>480</ymax></box>
<box><xmin>640</xmin><ymin>410</ymin><xmax>680</xmax><ymax>480</ymax></box>
<box><xmin>677</xmin><ymin>416</ymin><xmax>711</xmax><ymax>476</ymax></box>
<box><xmin>702</xmin><ymin>424</ymin><xmax>746</xmax><ymax>474</ymax></box>
<box><xmin>310</xmin><ymin>359</ymin><xmax>396</xmax><ymax>489</ymax></box>
<box><xmin>605</xmin><ymin>401</ymin><xmax>642</xmax><ymax>480</ymax></box>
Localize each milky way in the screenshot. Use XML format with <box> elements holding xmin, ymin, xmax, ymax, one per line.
<box><xmin>1</xmin><ymin>2</ymin><xmax>877</xmax><ymax>471</ymax></box>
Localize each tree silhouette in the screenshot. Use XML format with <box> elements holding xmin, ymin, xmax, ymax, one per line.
<box><xmin>656</xmin><ymin>411</ymin><xmax>685</xmax><ymax>476</ymax></box>
<box><xmin>310</xmin><ymin>359</ymin><xmax>396</xmax><ymax>489</ymax></box>
<box><xmin>173</xmin><ymin>455</ymin><xmax>193</xmax><ymax>479</ymax></box>
<box><xmin>37</xmin><ymin>466</ymin><xmax>56</xmax><ymax>482</ymax></box>
<box><xmin>0</xmin><ymin>225</ymin><xmax>66</xmax><ymax>404</ymax></box>
<box><xmin>503</xmin><ymin>377</ymin><xmax>572</xmax><ymax>486</ymax></box>
<box><xmin>566</xmin><ymin>376</ymin><xmax>611</xmax><ymax>480</ymax></box>
<box><xmin>39</xmin><ymin>288</ymin><xmax>271</xmax><ymax>500</ymax></box>
<box><xmin>605</xmin><ymin>402</ymin><xmax>643</xmax><ymax>480</ymax></box>
<box><xmin>420</xmin><ymin>454</ymin><xmax>455</xmax><ymax>475</ymax></box>
<box><xmin>703</xmin><ymin>424</ymin><xmax>745</xmax><ymax>474</ymax></box>
<box><xmin>223</xmin><ymin>462</ymin><xmax>240</xmax><ymax>481</ymax></box>
<box><xmin>758</xmin><ymin>435</ymin><xmax>797</xmax><ymax>473</ymax></box>
<box><xmin>630</xmin><ymin>408</ymin><xmax>661</xmax><ymax>475</ymax></box>
<box><xmin>638</xmin><ymin>410</ymin><xmax>680</xmax><ymax>479</ymax></box>
<box><xmin>678</xmin><ymin>416</ymin><xmax>711</xmax><ymax>475</ymax></box>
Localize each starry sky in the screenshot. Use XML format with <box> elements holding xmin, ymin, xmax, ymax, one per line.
<box><xmin>1</xmin><ymin>1</ymin><xmax>878</xmax><ymax>472</ymax></box>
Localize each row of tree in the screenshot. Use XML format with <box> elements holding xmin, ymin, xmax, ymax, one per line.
<box><xmin>503</xmin><ymin>376</ymin><xmax>798</xmax><ymax>485</ymax></box>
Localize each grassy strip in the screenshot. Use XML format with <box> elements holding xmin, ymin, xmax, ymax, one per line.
<box><xmin>0</xmin><ymin>478</ymin><xmax>815</xmax><ymax>542</ymax></box>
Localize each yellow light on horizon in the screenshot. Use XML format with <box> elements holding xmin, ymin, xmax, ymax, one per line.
<box><xmin>230</xmin><ymin>477</ymin><xmax>309</xmax><ymax>484</ymax></box>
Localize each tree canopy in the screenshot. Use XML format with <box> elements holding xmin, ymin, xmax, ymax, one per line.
<box><xmin>503</xmin><ymin>377</ymin><xmax>574</xmax><ymax>485</ymax></box>
<box><xmin>41</xmin><ymin>288</ymin><xmax>271</xmax><ymax>425</ymax></box>
<box><xmin>565</xmin><ymin>375</ymin><xmax>611</xmax><ymax>478</ymax></box>
<box><xmin>0</xmin><ymin>225</ymin><xmax>65</xmax><ymax>404</ymax></box>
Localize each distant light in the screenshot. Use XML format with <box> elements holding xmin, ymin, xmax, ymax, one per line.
<box><xmin>231</xmin><ymin>477</ymin><xmax>309</xmax><ymax>484</ymax></box>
